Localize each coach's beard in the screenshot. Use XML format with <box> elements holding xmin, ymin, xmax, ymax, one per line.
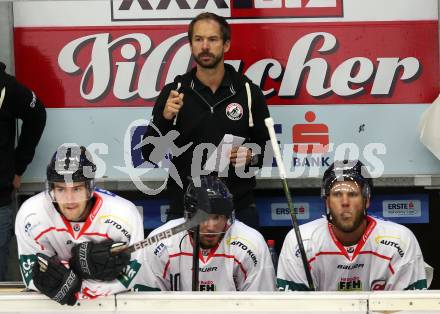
<box><xmin>194</xmin><ymin>52</ymin><xmax>223</xmax><ymax>69</ymax></box>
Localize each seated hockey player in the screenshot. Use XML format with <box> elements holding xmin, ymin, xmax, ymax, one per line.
<box><xmin>143</xmin><ymin>175</ymin><xmax>276</xmax><ymax>291</ymax></box>
<box><xmin>15</xmin><ymin>144</ymin><xmax>157</xmax><ymax>305</ymax></box>
<box><xmin>277</xmin><ymin>160</ymin><xmax>428</xmax><ymax>291</ymax></box>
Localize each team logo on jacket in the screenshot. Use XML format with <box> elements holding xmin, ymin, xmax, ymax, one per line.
<box><xmin>226</xmin><ymin>103</ymin><xmax>243</xmax><ymax>121</ymax></box>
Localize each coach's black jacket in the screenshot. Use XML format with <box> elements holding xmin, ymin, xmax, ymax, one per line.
<box><xmin>142</xmin><ymin>64</ymin><xmax>270</xmax><ymax>217</ymax></box>
<box><xmin>0</xmin><ymin>63</ymin><xmax>46</xmax><ymax>206</ymax></box>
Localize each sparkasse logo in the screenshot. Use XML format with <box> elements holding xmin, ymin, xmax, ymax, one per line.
<box><xmin>111</xmin><ymin>0</ymin><xmax>343</xmax><ymax>21</ymax></box>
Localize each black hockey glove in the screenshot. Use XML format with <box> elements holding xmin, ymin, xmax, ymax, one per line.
<box><xmin>70</xmin><ymin>240</ymin><xmax>130</xmax><ymax>281</ymax></box>
<box><xmin>32</xmin><ymin>253</ymin><xmax>81</xmax><ymax>306</ymax></box>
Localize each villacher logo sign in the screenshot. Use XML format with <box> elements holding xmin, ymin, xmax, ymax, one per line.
<box><xmin>111</xmin><ymin>0</ymin><xmax>343</xmax><ymax>21</ymax></box>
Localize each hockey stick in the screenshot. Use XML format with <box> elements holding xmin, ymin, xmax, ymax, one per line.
<box><xmin>190</xmin><ymin>179</ymin><xmax>212</xmax><ymax>291</ymax></box>
<box><xmin>110</xmin><ymin>204</ymin><xmax>210</xmax><ymax>255</ymax></box>
<box><xmin>191</xmin><ymin>225</ymin><xmax>201</xmax><ymax>291</ymax></box>
<box><xmin>264</xmin><ymin>117</ymin><xmax>315</xmax><ymax>291</ymax></box>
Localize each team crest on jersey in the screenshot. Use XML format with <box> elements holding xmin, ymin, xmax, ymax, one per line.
<box><xmin>73</xmin><ymin>223</ymin><xmax>81</xmax><ymax>232</ymax></box>
<box><xmin>226</xmin><ymin>103</ymin><xmax>243</xmax><ymax>121</ymax></box>
<box><xmin>346</xmin><ymin>246</ymin><xmax>355</xmax><ymax>253</ymax></box>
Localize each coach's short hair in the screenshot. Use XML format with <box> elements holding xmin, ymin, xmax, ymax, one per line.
<box><xmin>188</xmin><ymin>12</ymin><xmax>231</xmax><ymax>43</ymax></box>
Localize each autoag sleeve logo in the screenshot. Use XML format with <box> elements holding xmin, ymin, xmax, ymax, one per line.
<box><xmin>111</xmin><ymin>0</ymin><xmax>343</xmax><ymax>21</ymax></box>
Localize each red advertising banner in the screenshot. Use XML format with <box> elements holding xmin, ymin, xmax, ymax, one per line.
<box><xmin>14</xmin><ymin>21</ymin><xmax>439</xmax><ymax>108</ymax></box>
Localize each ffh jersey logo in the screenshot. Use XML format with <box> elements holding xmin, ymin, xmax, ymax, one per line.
<box><xmin>111</xmin><ymin>0</ymin><xmax>343</xmax><ymax>21</ymax></box>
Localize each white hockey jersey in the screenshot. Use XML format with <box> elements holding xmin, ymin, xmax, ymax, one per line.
<box><xmin>15</xmin><ymin>189</ymin><xmax>158</xmax><ymax>300</ymax></box>
<box><xmin>277</xmin><ymin>216</ymin><xmax>427</xmax><ymax>291</ymax></box>
<box><xmin>143</xmin><ymin>218</ymin><xmax>276</xmax><ymax>291</ymax></box>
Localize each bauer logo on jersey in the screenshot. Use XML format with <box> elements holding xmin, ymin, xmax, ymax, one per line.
<box><xmin>200</xmin><ymin>266</ymin><xmax>218</xmax><ymax>273</ymax></box>
<box><xmin>226</xmin><ymin>103</ymin><xmax>243</xmax><ymax>121</ymax></box>
<box><xmin>337</xmin><ymin>263</ymin><xmax>364</xmax><ymax>270</ymax></box>
<box><xmin>382</xmin><ymin>200</ymin><xmax>421</xmax><ymax>217</ymax></box>
<box><xmin>271</xmin><ymin>202</ymin><xmax>310</xmax><ymax>220</ymax></box>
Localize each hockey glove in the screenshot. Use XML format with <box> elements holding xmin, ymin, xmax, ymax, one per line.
<box><xmin>32</xmin><ymin>253</ymin><xmax>81</xmax><ymax>306</ymax></box>
<box><xmin>70</xmin><ymin>240</ymin><xmax>130</xmax><ymax>281</ymax></box>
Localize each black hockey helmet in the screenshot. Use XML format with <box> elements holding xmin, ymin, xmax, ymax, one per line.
<box><xmin>321</xmin><ymin>160</ymin><xmax>373</xmax><ymax>199</ymax></box>
<box><xmin>46</xmin><ymin>144</ymin><xmax>96</xmax><ymax>201</ymax></box>
<box><xmin>184</xmin><ymin>175</ymin><xmax>234</xmax><ymax>222</ymax></box>
<box><xmin>322</xmin><ymin>160</ymin><xmax>373</xmax><ymax>220</ymax></box>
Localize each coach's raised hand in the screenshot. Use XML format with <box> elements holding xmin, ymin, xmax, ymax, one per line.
<box><xmin>163</xmin><ymin>90</ymin><xmax>184</xmax><ymax>120</ymax></box>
